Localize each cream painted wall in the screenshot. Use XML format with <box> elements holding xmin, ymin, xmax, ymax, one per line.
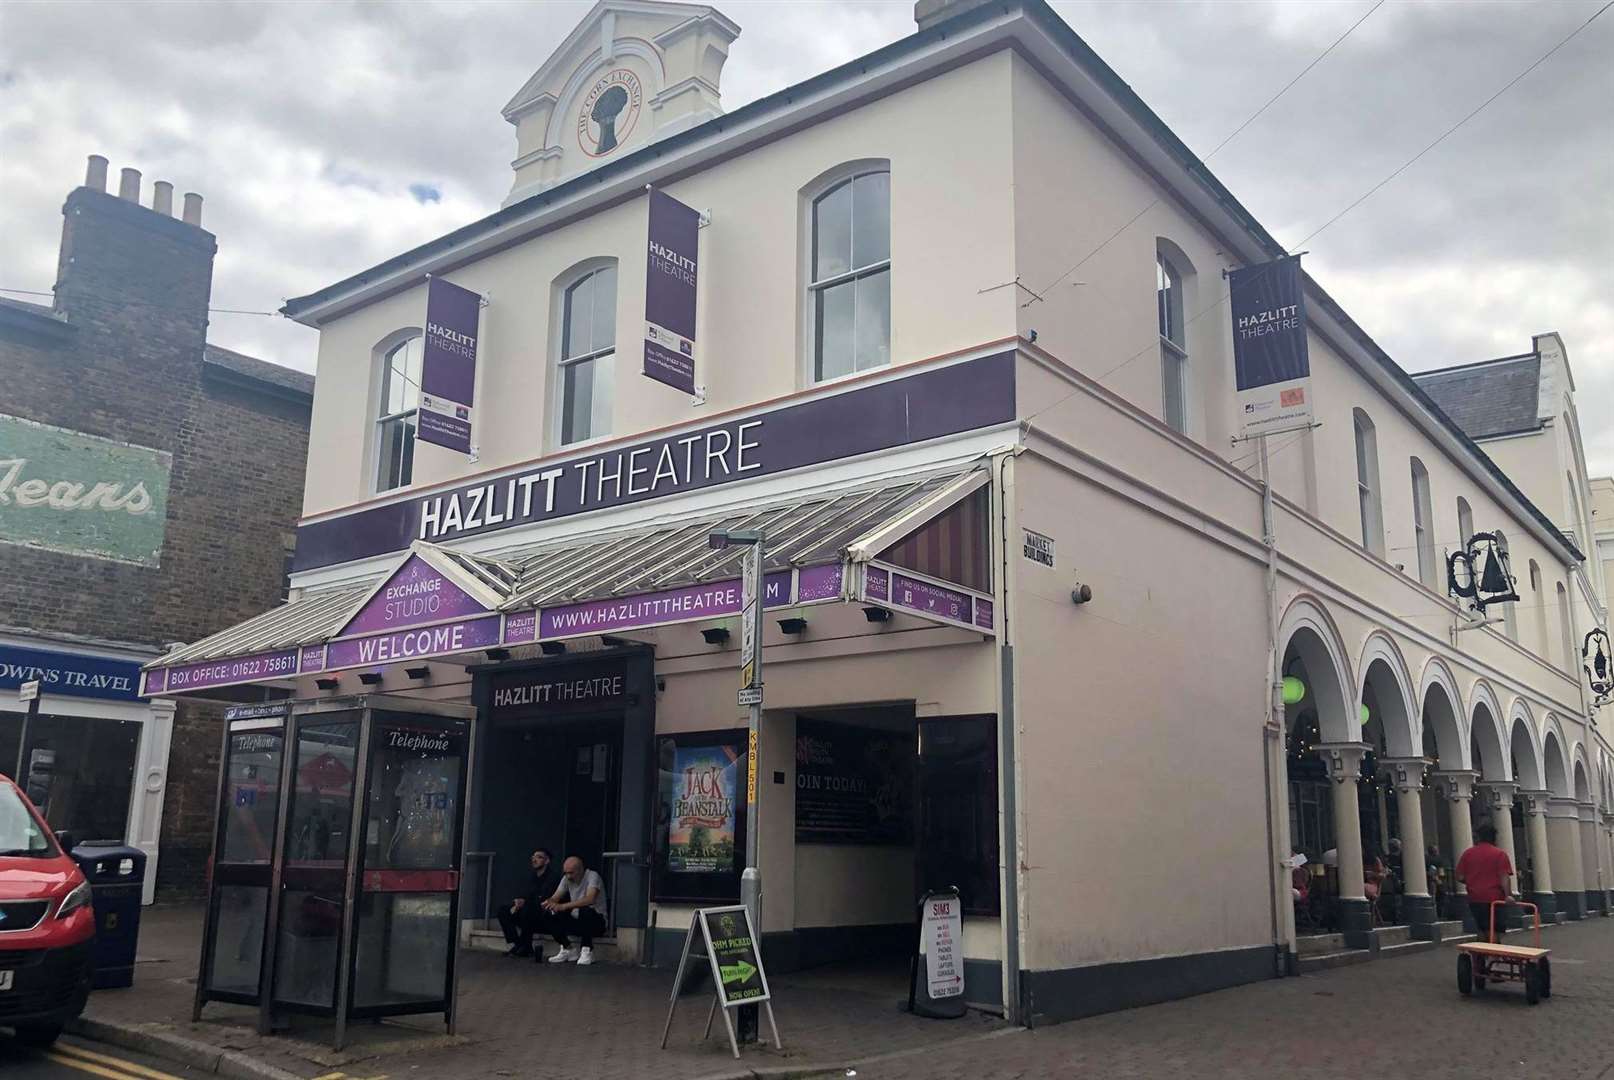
<box><xmin>300</xmin><ymin>51</ymin><xmax>1018</xmax><ymax>518</ymax></box>
<box><xmin>1003</xmin><ymin>53</ymin><xmax>1583</xmax><ymax>686</ymax></box>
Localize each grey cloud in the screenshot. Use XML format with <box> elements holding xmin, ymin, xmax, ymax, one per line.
<box><xmin>2</xmin><ymin>0</ymin><xmax>1609</xmax><ymax>476</ymax></box>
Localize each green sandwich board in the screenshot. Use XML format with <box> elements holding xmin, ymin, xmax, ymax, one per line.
<box><xmin>659</xmin><ymin>905</ymin><xmax>781</xmax><ymax>1058</ymax></box>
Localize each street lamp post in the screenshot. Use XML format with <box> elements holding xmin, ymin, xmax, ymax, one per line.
<box><xmin>709</xmin><ymin>527</ymin><xmax>764</xmax><ymax>1046</ymax></box>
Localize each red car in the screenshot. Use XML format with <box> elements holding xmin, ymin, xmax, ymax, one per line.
<box><xmin>0</xmin><ymin>771</ymin><xmax>94</xmax><ymax>1047</ymax></box>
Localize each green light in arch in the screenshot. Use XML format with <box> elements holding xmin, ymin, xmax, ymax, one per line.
<box><xmin>1360</xmin><ymin>703</ymin><xmax>1371</xmax><ymax>725</ymax></box>
<box><xmin>1282</xmin><ymin>677</ymin><xmax>1307</xmax><ymax>705</ymax></box>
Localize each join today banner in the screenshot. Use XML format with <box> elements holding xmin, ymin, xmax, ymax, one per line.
<box><xmin>418</xmin><ymin>277</ymin><xmax>482</xmax><ymax>455</ymax></box>
<box><xmin>643</xmin><ymin>188</ymin><xmax>700</xmax><ymax>396</ymax></box>
<box><xmin>1230</xmin><ymin>255</ymin><xmax>1313</xmax><ymax>438</ymax></box>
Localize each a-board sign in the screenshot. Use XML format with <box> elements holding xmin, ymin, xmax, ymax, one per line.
<box><xmin>659</xmin><ymin>905</ymin><xmax>781</xmax><ymax>1058</ymax></box>
<box><xmin>923</xmin><ymin>892</ymin><xmax>964</xmax><ymax>998</ymax></box>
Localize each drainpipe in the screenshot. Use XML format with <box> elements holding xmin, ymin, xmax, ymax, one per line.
<box><xmin>1259</xmin><ymin>438</ymin><xmax>1293</xmax><ymax>974</ymax></box>
<box><xmin>996</xmin><ymin>445</ymin><xmax>1024</xmax><ymax>1024</ymax></box>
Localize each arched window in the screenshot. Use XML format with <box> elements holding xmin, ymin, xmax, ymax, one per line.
<box><xmin>1157</xmin><ymin>247</ymin><xmax>1189</xmax><ymax>433</ymax></box>
<box><xmin>375</xmin><ymin>333</ymin><xmax>422</xmax><ymax>493</ymax></box>
<box><xmin>1456</xmin><ymin>497</ymin><xmax>1474</xmax><ymax>546</ymax></box>
<box><xmin>1556</xmin><ymin>581</ymin><xmax>1573</xmax><ymax>672</ymax></box>
<box><xmin>557</xmin><ymin>263</ymin><xmax>617</xmax><ymax>446</ymax></box>
<box><xmin>808</xmin><ymin>167</ymin><xmax>890</xmax><ymax>382</ymax></box>
<box><xmin>1353</xmin><ymin>409</ymin><xmax>1383</xmax><ymax>556</ymax></box>
<box><xmin>1410</xmin><ymin>458</ymin><xmax>1434</xmax><ymax>586</ymax></box>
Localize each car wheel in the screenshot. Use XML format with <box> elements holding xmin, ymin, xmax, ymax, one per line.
<box><xmin>14</xmin><ymin>1023</ymin><xmax>63</xmax><ymax>1047</ymax></box>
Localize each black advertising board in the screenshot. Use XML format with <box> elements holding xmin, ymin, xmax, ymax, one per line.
<box><xmin>659</xmin><ymin>905</ymin><xmax>780</xmax><ymax>1058</ymax></box>
<box><xmin>702</xmin><ymin>907</ymin><xmax>766</xmax><ymax>1006</ymax></box>
<box><xmin>794</xmin><ymin>717</ymin><xmax>914</xmax><ymax>845</ymax></box>
<box><xmin>653</xmin><ymin>730</ymin><xmax>748</xmax><ymax>902</ymax></box>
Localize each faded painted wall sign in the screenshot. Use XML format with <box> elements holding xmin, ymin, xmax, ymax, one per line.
<box><xmin>0</xmin><ymin>414</ymin><xmax>171</xmax><ymax>566</ymax></box>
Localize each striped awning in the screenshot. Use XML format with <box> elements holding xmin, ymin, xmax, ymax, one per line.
<box><xmin>141</xmin><ymin>465</ymin><xmax>995</xmax><ymax>696</ymax></box>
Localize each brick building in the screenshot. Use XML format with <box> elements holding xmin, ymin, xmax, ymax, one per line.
<box><xmin>0</xmin><ymin>156</ymin><xmax>312</xmax><ymax>902</ymax></box>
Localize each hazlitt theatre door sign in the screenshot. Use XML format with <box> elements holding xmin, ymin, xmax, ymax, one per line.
<box><xmin>418</xmin><ymin>278</ymin><xmax>482</xmax><ymax>455</ymax></box>
<box><xmin>1230</xmin><ymin>255</ymin><xmax>1313</xmax><ymax>437</ymax></box>
<box><xmin>643</xmin><ymin>189</ymin><xmax>700</xmax><ymax>396</ymax></box>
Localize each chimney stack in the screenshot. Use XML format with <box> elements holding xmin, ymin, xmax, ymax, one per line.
<box><xmin>118</xmin><ymin>167</ymin><xmax>141</xmax><ymax>202</ymax></box>
<box><xmin>86</xmin><ymin>155</ymin><xmax>109</xmax><ymax>192</ymax></box>
<box><xmin>182</xmin><ymin>192</ymin><xmax>204</xmax><ymax>227</ymax></box>
<box><xmin>153</xmin><ymin>180</ymin><xmax>174</xmax><ymax>216</ymax></box>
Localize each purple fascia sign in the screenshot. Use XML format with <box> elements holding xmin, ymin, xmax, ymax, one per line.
<box><xmin>891</xmin><ymin>572</ymin><xmax>971</xmax><ymax>624</ymax></box>
<box><xmin>643</xmin><ymin>189</ymin><xmax>699</xmax><ymax>396</ymax></box>
<box><xmin>158</xmin><ymin>650</ymin><xmax>299</xmax><ymax>693</ymax></box>
<box><xmin>326</xmin><ymin>614</ymin><xmax>502</xmax><ymax>669</ymax></box>
<box><xmin>342</xmin><ymin>555</ymin><xmax>489</xmax><ymax>636</ymax></box>
<box><xmin>539</xmin><ymin>570</ymin><xmax>793</xmax><ymax>638</ymax></box>
<box><xmin>417</xmin><ymin>278</ymin><xmax>481</xmax><ymax>455</ymax></box>
<box><xmin>291</xmin><ymin>351</ymin><xmax>1017</xmax><ymax>572</ymax></box>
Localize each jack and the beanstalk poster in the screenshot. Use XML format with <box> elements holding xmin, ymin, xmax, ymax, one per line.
<box><xmin>655</xmin><ymin>732</ymin><xmax>747</xmax><ymax>900</ymax></box>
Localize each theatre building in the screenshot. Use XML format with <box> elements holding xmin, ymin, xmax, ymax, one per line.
<box><xmin>1</xmin><ymin>160</ymin><xmax>313</xmax><ymax>902</ymax></box>
<box><xmin>144</xmin><ymin>0</ymin><xmax>1614</xmax><ymax>1025</ymax></box>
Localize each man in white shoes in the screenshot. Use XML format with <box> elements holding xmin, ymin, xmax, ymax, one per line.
<box><xmin>541</xmin><ymin>855</ymin><xmax>609</xmax><ymax>965</ymax></box>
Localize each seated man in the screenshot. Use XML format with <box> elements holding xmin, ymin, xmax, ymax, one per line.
<box><xmin>495</xmin><ymin>848</ymin><xmax>560</xmax><ymax>958</ymax></box>
<box><xmin>541</xmin><ymin>855</ymin><xmax>609</xmax><ymax>965</ymax></box>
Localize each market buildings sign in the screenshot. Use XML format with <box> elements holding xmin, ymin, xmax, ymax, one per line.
<box><xmin>0</xmin><ymin>413</ymin><xmax>171</xmax><ymax>566</ymax></box>
<box><xmin>292</xmin><ymin>351</ymin><xmax>1016</xmax><ymax>572</ymax></box>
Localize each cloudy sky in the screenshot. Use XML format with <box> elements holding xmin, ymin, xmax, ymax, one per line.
<box><xmin>2</xmin><ymin>0</ymin><xmax>1610</xmax><ymax>468</ymax></box>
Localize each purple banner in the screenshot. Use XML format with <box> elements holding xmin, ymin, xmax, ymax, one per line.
<box><xmin>160</xmin><ymin>649</ymin><xmax>299</xmax><ymax>692</ymax></box>
<box><xmin>418</xmin><ymin>278</ymin><xmax>481</xmax><ymax>454</ymax></box>
<box><xmin>797</xmin><ymin>563</ymin><xmax>843</xmax><ymax>602</ymax></box>
<box><xmin>299</xmin><ymin>645</ymin><xmax>327</xmax><ymax>673</ymax></box>
<box><xmin>341</xmin><ymin>554</ymin><xmax>488</xmax><ymax>636</ymax></box>
<box><xmin>540</xmin><ymin>570</ymin><xmax>791</xmax><ymax>639</ymax></box>
<box><xmin>643</xmin><ymin>189</ymin><xmax>699</xmax><ymax>395</ymax></box>
<box><xmin>504</xmin><ymin>610</ymin><xmax>537</xmax><ymax>644</ymax></box>
<box><xmin>326</xmin><ymin>614</ymin><xmax>501</xmax><ymax>669</ymax></box>
<box><xmin>973</xmin><ymin>597</ymin><xmax>994</xmax><ymax>630</ymax></box>
<box><xmin>864</xmin><ymin>567</ymin><xmax>890</xmax><ymax>604</ymax></box>
<box><xmin>890</xmin><ymin>572</ymin><xmax>971</xmax><ymax>624</ymax></box>
<box><xmin>293</xmin><ymin>351</ymin><xmax>1015</xmax><ymax>572</ymax></box>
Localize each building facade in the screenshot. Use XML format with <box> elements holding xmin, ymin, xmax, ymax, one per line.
<box><xmin>141</xmin><ymin>0</ymin><xmax>1613</xmax><ymax>1023</ymax></box>
<box><xmin>0</xmin><ymin>160</ymin><xmax>314</xmax><ymax>901</ymax></box>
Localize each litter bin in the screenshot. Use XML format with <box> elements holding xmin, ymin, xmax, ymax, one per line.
<box><xmin>71</xmin><ymin>842</ymin><xmax>147</xmax><ymax>990</ymax></box>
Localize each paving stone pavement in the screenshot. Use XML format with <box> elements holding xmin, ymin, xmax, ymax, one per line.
<box><xmin>98</xmin><ymin>905</ymin><xmax>1006</xmax><ymax>1079</ymax></box>
<box><xmin>846</xmin><ymin>919</ymin><xmax>1614</xmax><ymax>1080</ymax></box>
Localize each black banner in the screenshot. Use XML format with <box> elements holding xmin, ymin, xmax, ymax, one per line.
<box><xmin>702</xmin><ymin>907</ymin><xmax>766</xmax><ymax>1005</ymax></box>
<box><xmin>1230</xmin><ymin>255</ymin><xmax>1309</xmax><ymax>392</ymax></box>
<box><xmin>794</xmin><ymin>717</ymin><xmax>914</xmax><ymax>845</ymax></box>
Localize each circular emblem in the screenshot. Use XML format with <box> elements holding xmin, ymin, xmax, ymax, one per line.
<box><xmin>577</xmin><ymin>68</ymin><xmax>643</xmax><ymax>158</ymax></box>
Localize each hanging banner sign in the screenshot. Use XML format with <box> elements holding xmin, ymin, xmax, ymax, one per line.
<box><xmin>643</xmin><ymin>189</ymin><xmax>700</xmax><ymax>396</ymax></box>
<box><xmin>1230</xmin><ymin>255</ymin><xmax>1312</xmax><ymax>437</ymax></box>
<box><xmin>418</xmin><ymin>278</ymin><xmax>482</xmax><ymax>454</ymax></box>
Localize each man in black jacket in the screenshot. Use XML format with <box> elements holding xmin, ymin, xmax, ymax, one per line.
<box><xmin>496</xmin><ymin>848</ymin><xmax>560</xmax><ymax>957</ymax></box>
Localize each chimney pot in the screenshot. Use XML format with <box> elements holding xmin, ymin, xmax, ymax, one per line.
<box><xmin>153</xmin><ymin>181</ymin><xmax>174</xmax><ymax>216</ymax></box>
<box><xmin>182</xmin><ymin>192</ymin><xmax>203</xmax><ymax>226</ymax></box>
<box><xmin>85</xmin><ymin>155</ymin><xmax>109</xmax><ymax>192</ymax></box>
<box><xmin>118</xmin><ymin>167</ymin><xmax>141</xmax><ymax>202</ymax></box>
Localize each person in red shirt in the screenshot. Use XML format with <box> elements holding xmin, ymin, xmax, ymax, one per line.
<box><xmin>1456</xmin><ymin>823</ymin><xmax>1515</xmax><ymax>940</ymax></box>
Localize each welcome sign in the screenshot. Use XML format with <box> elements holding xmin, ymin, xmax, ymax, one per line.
<box><xmin>0</xmin><ymin>414</ymin><xmax>171</xmax><ymax>566</ymax></box>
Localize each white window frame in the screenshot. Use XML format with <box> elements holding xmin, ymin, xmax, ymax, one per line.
<box><xmin>1157</xmin><ymin>250</ymin><xmax>1189</xmax><ymax>434</ymax></box>
<box><xmin>1353</xmin><ymin>409</ymin><xmax>1384</xmax><ymax>556</ymax></box>
<box><xmin>801</xmin><ymin>160</ymin><xmax>891</xmax><ymax>387</ymax></box>
<box><xmin>372</xmin><ymin>330</ymin><xmax>423</xmax><ymax>495</ymax></box>
<box><xmin>550</xmin><ymin>259</ymin><xmax>618</xmax><ymax>450</ymax></box>
<box><xmin>1411</xmin><ymin>458</ymin><xmax>1435</xmax><ymax>587</ymax></box>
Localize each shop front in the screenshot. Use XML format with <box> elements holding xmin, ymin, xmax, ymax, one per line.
<box><xmin>1</xmin><ymin>636</ymin><xmax>172</xmax><ymax>903</ymax></box>
<box><xmin>140</xmin><ymin>361</ymin><xmax>1016</xmax><ymax>1015</ymax></box>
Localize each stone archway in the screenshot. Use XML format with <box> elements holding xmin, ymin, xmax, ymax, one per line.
<box><xmin>1356</xmin><ymin>635</ymin><xmax>1429</xmax><ymax>930</ymax></box>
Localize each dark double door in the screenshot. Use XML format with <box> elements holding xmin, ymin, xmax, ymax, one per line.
<box><xmin>484</xmin><ymin>717</ymin><xmax>622</xmax><ymax>899</ymax></box>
